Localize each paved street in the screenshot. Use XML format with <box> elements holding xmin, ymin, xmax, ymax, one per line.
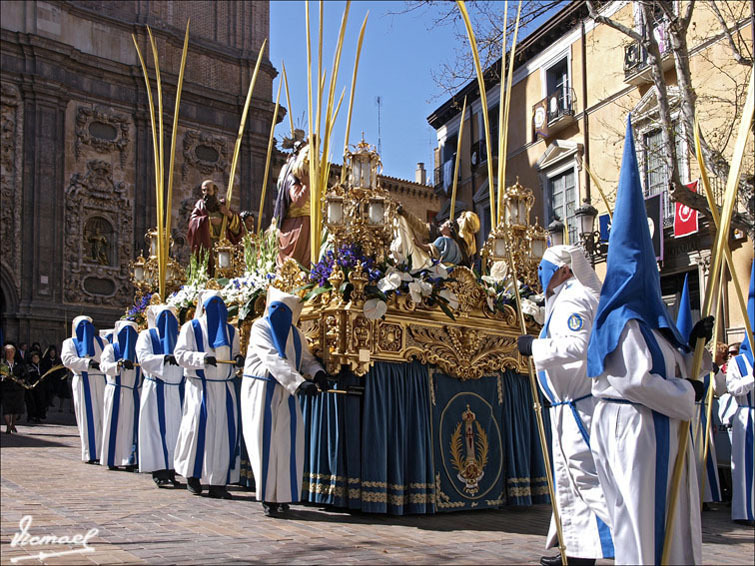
<box><xmin>1</xmin><ymin>411</ymin><xmax>753</xmax><ymax>565</ymax></box>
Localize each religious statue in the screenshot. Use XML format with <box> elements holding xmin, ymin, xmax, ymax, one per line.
<box><xmin>85</xmin><ymin>218</ymin><xmax>111</xmax><ymax>266</ymax></box>
<box><xmin>187</xmin><ymin>179</ymin><xmax>243</xmax><ymax>261</ymax></box>
<box><xmin>273</xmin><ymin>141</ymin><xmax>312</xmax><ymax>269</ymax></box>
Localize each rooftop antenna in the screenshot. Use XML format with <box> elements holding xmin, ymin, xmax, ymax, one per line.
<box><xmin>375</xmin><ymin>95</ymin><xmax>382</xmax><ymax>155</ymax></box>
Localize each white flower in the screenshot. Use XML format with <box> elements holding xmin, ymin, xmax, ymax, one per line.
<box><xmin>427</xmin><ymin>263</ymin><xmax>449</xmax><ymax>279</ymax></box>
<box><xmin>363</xmin><ymin>298</ymin><xmax>388</xmax><ymax>320</ymax></box>
<box><xmin>482</xmin><ymin>261</ymin><xmax>509</xmax><ymax>285</ymax></box>
<box><xmin>438</xmin><ymin>289</ymin><xmax>459</xmax><ymax>310</ymax></box>
<box><xmin>377</xmin><ymin>267</ymin><xmax>412</xmax><ymax>293</ymax></box>
<box><xmin>408</xmin><ymin>279</ymin><xmax>432</xmax><ymax>304</ymax></box>
<box><xmin>486</xmin><ymin>295</ymin><xmax>496</xmax><ymax>311</ymax></box>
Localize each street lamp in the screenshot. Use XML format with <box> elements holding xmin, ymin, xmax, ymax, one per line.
<box><xmin>548</xmin><ymin>217</ymin><xmax>565</xmax><ymax>247</ymax></box>
<box><xmin>574</xmin><ymin>200</ymin><xmax>606</xmax><ymax>263</ymax></box>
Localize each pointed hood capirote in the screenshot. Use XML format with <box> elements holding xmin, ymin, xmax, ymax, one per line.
<box><xmin>114</xmin><ymin>320</ymin><xmax>138</xmax><ymax>362</ymax></box>
<box><xmin>148</xmin><ymin>305</ymin><xmax>179</xmax><ymax>355</ymax></box>
<box><xmin>195</xmin><ymin>291</ymin><xmax>230</xmax><ymax>349</ymax></box>
<box><xmin>676</xmin><ymin>274</ymin><xmax>694</xmax><ymax>345</ymax></box>
<box><xmin>265</xmin><ymin>287</ymin><xmax>303</xmax><ymax>358</ymax></box>
<box><xmin>72</xmin><ymin>315</ymin><xmax>96</xmax><ymax>357</ymax></box>
<box><xmin>587</xmin><ymin>116</ymin><xmax>687</xmax><ymax>378</ymax></box>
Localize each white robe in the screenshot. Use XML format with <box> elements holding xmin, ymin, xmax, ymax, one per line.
<box><xmin>240</xmin><ymin>318</ymin><xmax>324</xmax><ymax>503</ymax></box>
<box><xmin>136</xmin><ymin>330</ymin><xmax>185</xmax><ymax>473</ymax></box>
<box><xmin>531</xmin><ymin>279</ymin><xmax>613</xmax><ymax>559</ymax></box>
<box><xmin>173</xmin><ymin>319</ymin><xmax>240</xmax><ymax>485</ymax></box>
<box><xmin>61</xmin><ymin>337</ymin><xmax>106</xmax><ymax>462</ymax></box>
<box><xmin>725</xmin><ymin>354</ymin><xmax>754</xmax><ymax>521</ymax></box>
<box><xmin>690</xmin><ymin>370</ymin><xmax>725</xmax><ymax>502</ymax></box>
<box><xmin>591</xmin><ymin>320</ymin><xmax>705</xmax><ymax>566</ymax></box>
<box><xmin>100</xmin><ymin>345</ymin><xmax>141</xmax><ymax>467</ymax></box>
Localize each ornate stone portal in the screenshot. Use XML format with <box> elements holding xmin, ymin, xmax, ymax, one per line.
<box><xmin>64</xmin><ymin>160</ymin><xmax>134</xmax><ymax>305</ymax></box>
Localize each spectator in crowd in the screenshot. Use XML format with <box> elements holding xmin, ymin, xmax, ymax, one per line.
<box><xmin>28</xmin><ymin>342</ymin><xmax>42</xmax><ymax>362</ymax></box>
<box><xmin>1</xmin><ymin>343</ymin><xmax>27</xmax><ymax>434</ymax></box>
<box><xmin>16</xmin><ymin>342</ymin><xmax>28</xmax><ymax>364</ymax></box>
<box><xmin>41</xmin><ymin>345</ymin><xmax>71</xmax><ymax>413</ymax></box>
<box><xmin>25</xmin><ymin>350</ymin><xmax>46</xmax><ymax>423</ymax></box>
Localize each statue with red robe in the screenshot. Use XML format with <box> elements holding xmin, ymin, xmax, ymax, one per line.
<box><xmin>187</xmin><ymin>180</ymin><xmax>243</xmax><ymax>261</ymax></box>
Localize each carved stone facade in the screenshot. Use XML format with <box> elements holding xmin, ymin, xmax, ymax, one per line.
<box><xmin>0</xmin><ymin>1</ymin><xmax>275</xmax><ymax>345</ymax></box>
<box><xmin>0</xmin><ymin>82</ymin><xmax>23</xmax><ymax>301</ymax></box>
<box><xmin>64</xmin><ymin>160</ymin><xmax>134</xmax><ymax>305</ymax></box>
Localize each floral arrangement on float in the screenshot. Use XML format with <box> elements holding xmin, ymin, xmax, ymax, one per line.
<box><xmin>166</xmin><ymin>251</ymin><xmax>211</xmax><ymax>322</ymax></box>
<box><xmin>303</xmin><ymin>243</ymin><xmax>460</xmax><ymax>321</ymax></box>
<box><xmin>218</xmin><ymin>229</ymin><xmax>279</xmax><ymax>321</ymax></box>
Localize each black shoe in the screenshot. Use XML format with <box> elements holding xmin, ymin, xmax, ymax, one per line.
<box><xmin>187</xmin><ymin>477</ymin><xmax>203</xmax><ymax>495</ymax></box>
<box><xmin>208</xmin><ymin>486</ymin><xmax>233</xmax><ymax>500</ymax></box>
<box><xmin>168</xmin><ymin>470</ymin><xmax>184</xmax><ymax>488</ymax></box>
<box><xmin>262</xmin><ymin>502</ymin><xmax>277</xmax><ymax>517</ymax></box>
<box><xmin>277</xmin><ymin>503</ymin><xmax>290</xmax><ymax>513</ymax></box>
<box><xmin>153</xmin><ymin>471</ymin><xmax>170</xmax><ymax>487</ymax></box>
<box><xmin>86</xmin><ymin>459</ymin><xmax>98</xmax><ymax>465</ymax></box>
<box><xmin>124</xmin><ymin>465</ymin><xmax>137</xmax><ymax>472</ymax></box>
<box><xmin>108</xmin><ymin>465</ymin><xmax>117</xmax><ymax>471</ymax></box>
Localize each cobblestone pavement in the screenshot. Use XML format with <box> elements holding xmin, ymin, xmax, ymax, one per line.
<box><xmin>2</xmin><ymin>412</ymin><xmax>753</xmax><ymax>565</ymax></box>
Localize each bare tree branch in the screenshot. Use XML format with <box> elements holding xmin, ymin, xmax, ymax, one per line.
<box><xmin>586</xmin><ymin>0</ymin><xmax>643</xmax><ymax>42</ymax></box>
<box><xmin>708</xmin><ymin>0</ymin><xmax>754</xmax><ymax>66</ymax></box>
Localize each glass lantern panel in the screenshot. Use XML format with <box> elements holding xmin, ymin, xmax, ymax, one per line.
<box><xmin>327</xmin><ymin>200</ymin><xmax>343</xmax><ymax>224</ymax></box>
<box><xmin>494</xmin><ymin>237</ymin><xmax>507</xmax><ymax>257</ymax></box>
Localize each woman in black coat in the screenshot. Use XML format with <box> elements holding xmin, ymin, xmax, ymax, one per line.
<box><xmin>1</xmin><ymin>343</ymin><xmax>27</xmax><ymax>433</ymax></box>
<box><xmin>25</xmin><ymin>351</ymin><xmax>45</xmax><ymax>423</ymax></box>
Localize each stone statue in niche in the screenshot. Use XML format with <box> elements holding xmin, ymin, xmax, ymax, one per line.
<box><xmin>84</xmin><ymin>217</ymin><xmax>112</xmax><ymax>266</ymax></box>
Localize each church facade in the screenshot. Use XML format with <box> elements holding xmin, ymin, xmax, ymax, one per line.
<box><xmin>1</xmin><ymin>1</ymin><xmax>276</xmax><ymax>345</ymax></box>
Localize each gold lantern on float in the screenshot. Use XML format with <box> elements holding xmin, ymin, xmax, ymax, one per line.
<box><xmin>321</xmin><ymin>136</ymin><xmax>395</xmax><ymax>263</ymax></box>
<box><xmin>481</xmin><ymin>179</ymin><xmax>545</xmax><ymax>289</ymax></box>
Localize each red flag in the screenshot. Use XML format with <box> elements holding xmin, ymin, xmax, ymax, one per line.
<box><xmin>674</xmin><ymin>180</ymin><xmax>699</xmax><ymax>238</ymax></box>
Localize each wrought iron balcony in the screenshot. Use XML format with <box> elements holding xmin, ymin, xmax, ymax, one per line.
<box><xmin>532</xmin><ymin>87</ymin><xmax>576</xmax><ymax>139</ymax></box>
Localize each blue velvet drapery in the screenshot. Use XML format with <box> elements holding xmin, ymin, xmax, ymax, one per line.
<box><xmin>300</xmin><ymin>360</ymin><xmax>551</xmax><ymax>515</ymax></box>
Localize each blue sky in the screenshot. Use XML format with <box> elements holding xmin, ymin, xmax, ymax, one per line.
<box><xmin>269</xmin><ymin>1</ymin><xmax>459</xmax><ymax>181</ymax></box>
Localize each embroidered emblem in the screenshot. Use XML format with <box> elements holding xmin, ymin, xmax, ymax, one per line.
<box><xmin>567</xmin><ymin>313</ymin><xmax>583</xmax><ymax>331</ymax></box>
<box><xmin>449</xmin><ymin>405</ymin><xmax>489</xmax><ymax>495</ymax></box>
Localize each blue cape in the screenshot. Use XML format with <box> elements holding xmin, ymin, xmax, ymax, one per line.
<box><xmin>74</xmin><ymin>319</ymin><xmax>96</xmax><ymax>358</ymax></box>
<box><xmin>587</xmin><ymin>116</ymin><xmax>686</xmax><ymax>378</ymax></box>
<box><xmin>203</xmin><ymin>295</ymin><xmax>230</xmax><ymax>349</ymax></box>
<box><xmin>739</xmin><ymin>260</ymin><xmax>754</xmax><ymax>366</ymax></box>
<box><xmin>116</xmin><ymin>325</ymin><xmax>138</xmax><ymax>362</ymax></box>
<box><xmin>266</xmin><ymin>302</ymin><xmax>293</xmax><ymax>358</ymax></box>
<box><xmin>676</xmin><ymin>273</ymin><xmax>693</xmax><ymax>344</ymax></box>
<box><xmin>156</xmin><ymin>310</ymin><xmax>178</xmax><ymax>355</ymax></box>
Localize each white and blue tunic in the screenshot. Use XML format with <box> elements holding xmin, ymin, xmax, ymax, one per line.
<box><xmin>532</xmin><ymin>278</ymin><xmax>613</xmax><ymax>559</ymax></box>
<box><xmin>691</xmin><ymin>371</ymin><xmax>725</xmax><ymax>502</ymax></box>
<box><xmin>591</xmin><ymin>320</ymin><xmax>704</xmax><ymax>565</ymax></box>
<box><xmin>240</xmin><ymin>317</ymin><xmax>323</xmax><ymax>503</ymax></box>
<box><xmin>136</xmin><ymin>327</ymin><xmax>184</xmax><ymax>473</ymax></box>
<box><xmin>726</xmin><ymin>353</ymin><xmax>754</xmax><ymax>521</ymax></box>
<box><xmin>100</xmin><ymin>338</ymin><xmax>141</xmax><ymax>468</ymax></box>
<box><xmin>61</xmin><ymin>334</ymin><xmax>106</xmax><ymax>462</ymax></box>
<box><xmin>174</xmin><ymin>317</ymin><xmax>240</xmax><ymax>485</ymax></box>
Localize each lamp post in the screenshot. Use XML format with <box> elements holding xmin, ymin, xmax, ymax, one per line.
<box><xmin>548</xmin><ymin>217</ymin><xmax>565</xmax><ymax>247</ymax></box>
<box><xmin>574</xmin><ymin>200</ymin><xmax>606</xmax><ymax>264</ymax></box>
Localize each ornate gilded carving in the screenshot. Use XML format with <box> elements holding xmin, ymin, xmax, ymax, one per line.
<box><xmin>64</xmin><ymin>160</ymin><xmax>134</xmax><ymax>305</ymax></box>
<box><xmin>297</xmin><ymin>262</ymin><xmax>533</xmax><ymax>380</ymax></box>
<box><xmin>181</xmin><ymin>130</ymin><xmax>230</xmax><ymax>179</ymax></box>
<box><xmin>377</xmin><ymin>323</ymin><xmax>403</xmax><ymax>353</ymax></box>
<box><xmin>404</xmin><ymin>326</ymin><xmax>522</xmax><ymax>380</ymax></box>
<box><xmin>0</xmin><ymin>82</ymin><xmax>23</xmax><ymax>296</ymax></box>
<box><xmin>75</xmin><ymin>107</ymin><xmax>130</xmax><ymax>167</ymax></box>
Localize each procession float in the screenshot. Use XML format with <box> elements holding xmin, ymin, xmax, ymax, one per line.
<box><xmin>123</xmin><ymin>2</ymin><xmax>559</xmax><ymax>515</ymax></box>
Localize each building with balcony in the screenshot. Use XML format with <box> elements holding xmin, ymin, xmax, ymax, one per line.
<box><xmin>427</xmin><ymin>0</ymin><xmax>753</xmax><ymax>344</ymax></box>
